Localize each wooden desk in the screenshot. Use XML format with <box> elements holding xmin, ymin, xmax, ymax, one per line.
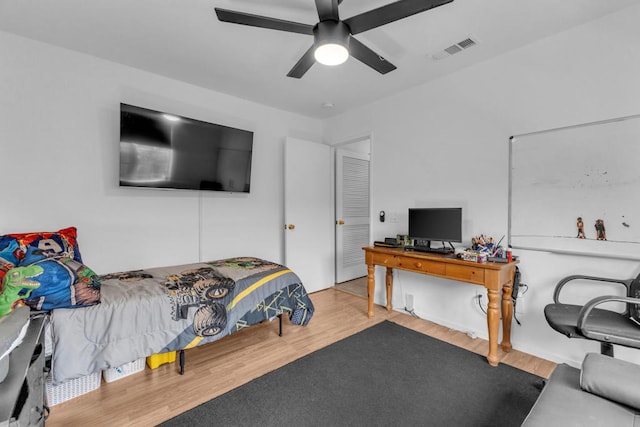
<box><xmin>363</xmin><ymin>246</ymin><xmax>518</xmax><ymax>366</ymax></box>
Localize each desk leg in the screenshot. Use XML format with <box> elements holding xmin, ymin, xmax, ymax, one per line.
<box><xmin>385</xmin><ymin>267</ymin><xmax>393</xmax><ymax>312</ymax></box>
<box><xmin>486</xmin><ymin>288</ymin><xmax>500</xmax><ymax>367</ymax></box>
<box><xmin>367</xmin><ymin>265</ymin><xmax>375</xmax><ymax>318</ymax></box>
<box><xmin>501</xmin><ymin>283</ymin><xmax>513</xmax><ymax>353</ymax></box>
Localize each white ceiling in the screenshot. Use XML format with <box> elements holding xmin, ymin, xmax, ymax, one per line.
<box><xmin>0</xmin><ymin>0</ymin><xmax>636</xmax><ymax>119</ymax></box>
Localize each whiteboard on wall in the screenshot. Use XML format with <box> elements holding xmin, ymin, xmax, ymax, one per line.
<box><xmin>509</xmin><ymin>114</ymin><xmax>640</xmax><ymax>260</ymax></box>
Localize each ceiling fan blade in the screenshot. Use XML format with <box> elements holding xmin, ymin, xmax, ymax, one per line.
<box><xmin>315</xmin><ymin>0</ymin><xmax>340</xmax><ymax>22</ymax></box>
<box><xmin>215</xmin><ymin>8</ymin><xmax>314</xmax><ymax>35</ymax></box>
<box><xmin>287</xmin><ymin>45</ymin><xmax>316</xmax><ymax>78</ymax></box>
<box><xmin>348</xmin><ymin>37</ymin><xmax>396</xmax><ymax>74</ymax></box>
<box><xmin>344</xmin><ymin>0</ymin><xmax>454</xmax><ymax>35</ymax></box>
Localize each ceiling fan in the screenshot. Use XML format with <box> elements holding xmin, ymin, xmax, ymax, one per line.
<box><xmin>215</xmin><ymin>0</ymin><xmax>454</xmax><ymax>78</ymax></box>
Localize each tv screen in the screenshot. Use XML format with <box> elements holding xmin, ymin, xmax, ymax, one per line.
<box><xmin>119</xmin><ymin>103</ymin><xmax>253</xmax><ymax>193</ymax></box>
<box><xmin>408</xmin><ymin>208</ymin><xmax>462</xmax><ymax>243</ymax></box>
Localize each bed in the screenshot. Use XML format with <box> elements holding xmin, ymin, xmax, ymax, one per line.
<box><xmin>48</xmin><ymin>256</ymin><xmax>314</xmax><ymax>384</ymax></box>
<box><xmin>1</xmin><ymin>228</ymin><xmax>313</xmax><ymax>385</ymax></box>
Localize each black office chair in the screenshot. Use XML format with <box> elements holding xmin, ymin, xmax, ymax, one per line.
<box><xmin>544</xmin><ymin>272</ymin><xmax>640</xmax><ymax>356</ymax></box>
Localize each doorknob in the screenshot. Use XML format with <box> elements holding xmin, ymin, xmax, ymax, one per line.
<box><xmin>336</xmin><ymin>219</ymin><xmax>345</xmax><ymax>225</ymax></box>
<box><xmin>287</xmin><ymin>224</ymin><xmax>295</xmax><ymax>230</ymax></box>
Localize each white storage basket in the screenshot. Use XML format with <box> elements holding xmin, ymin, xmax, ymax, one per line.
<box><xmin>102</xmin><ymin>357</ymin><xmax>145</xmax><ymax>383</ymax></box>
<box><xmin>46</xmin><ymin>371</ymin><xmax>101</xmax><ymax>406</ymax></box>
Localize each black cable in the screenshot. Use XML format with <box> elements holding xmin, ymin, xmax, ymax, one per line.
<box><xmin>512</xmin><ymin>283</ymin><xmax>527</xmax><ymax>326</ymax></box>
<box><xmin>477</xmin><ymin>294</ymin><xmax>506</xmax><ymax>321</ymax></box>
<box><xmin>477</xmin><ymin>294</ymin><xmax>487</xmax><ymax>315</ymax></box>
<box><xmin>513</xmin><ymin>300</ymin><xmax>521</xmax><ymax>326</ymax></box>
<box><xmin>477</xmin><ymin>274</ymin><xmax>528</xmax><ymax>325</ymax></box>
<box><xmin>404</xmin><ymin>307</ymin><xmax>419</xmax><ymax>318</ymax></box>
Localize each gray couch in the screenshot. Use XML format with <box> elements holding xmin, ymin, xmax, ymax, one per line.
<box><xmin>522</xmin><ymin>353</ymin><xmax>640</xmax><ymax>426</ymax></box>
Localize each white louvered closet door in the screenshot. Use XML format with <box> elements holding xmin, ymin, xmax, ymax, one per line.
<box><xmin>335</xmin><ymin>148</ymin><xmax>370</xmax><ymax>283</ymax></box>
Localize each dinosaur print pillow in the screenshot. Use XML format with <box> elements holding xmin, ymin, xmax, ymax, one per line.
<box><xmin>18</xmin><ymin>247</ymin><xmax>100</xmax><ymax>311</ymax></box>
<box><xmin>0</xmin><ymin>265</ymin><xmax>44</xmax><ymax>317</ymax></box>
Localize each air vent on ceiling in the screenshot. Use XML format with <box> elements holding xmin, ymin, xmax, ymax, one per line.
<box><xmin>432</xmin><ymin>37</ymin><xmax>478</xmax><ymax>60</ymax></box>
<box><xmin>444</xmin><ymin>45</ymin><xmax>463</xmax><ymax>55</ymax></box>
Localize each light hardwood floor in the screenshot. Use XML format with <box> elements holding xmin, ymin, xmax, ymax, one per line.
<box><xmin>46</xmin><ymin>288</ymin><xmax>556</xmax><ymax>427</ymax></box>
<box><xmin>334</xmin><ymin>276</ymin><xmax>368</xmax><ymax>298</ymax></box>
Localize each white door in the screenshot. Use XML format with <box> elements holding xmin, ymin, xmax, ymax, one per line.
<box><xmin>284</xmin><ymin>137</ymin><xmax>333</xmax><ymax>293</ymax></box>
<box><xmin>335</xmin><ymin>148</ymin><xmax>370</xmax><ymax>283</ymax></box>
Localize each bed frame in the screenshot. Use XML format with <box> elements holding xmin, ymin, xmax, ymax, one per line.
<box><xmin>177</xmin><ymin>313</ymin><xmax>284</xmax><ymax>374</ymax></box>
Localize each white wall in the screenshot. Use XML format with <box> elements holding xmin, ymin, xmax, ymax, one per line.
<box><xmin>324</xmin><ymin>5</ymin><xmax>640</xmax><ymax>367</ymax></box>
<box><xmin>0</xmin><ymin>31</ymin><xmax>323</xmax><ymax>274</ymax></box>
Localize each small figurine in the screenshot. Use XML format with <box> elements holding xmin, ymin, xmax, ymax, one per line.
<box><xmin>595</xmin><ymin>219</ymin><xmax>607</xmax><ymax>241</ymax></box>
<box><xmin>576</xmin><ymin>217</ymin><xmax>586</xmax><ymax>239</ymax></box>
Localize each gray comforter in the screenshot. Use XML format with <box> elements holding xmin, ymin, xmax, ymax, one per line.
<box><xmin>49</xmin><ymin>257</ymin><xmax>314</xmax><ymax>384</ymax></box>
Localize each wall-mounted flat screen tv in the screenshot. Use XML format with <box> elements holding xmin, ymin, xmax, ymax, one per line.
<box><xmin>119</xmin><ymin>103</ymin><xmax>253</xmax><ymax>193</ymax></box>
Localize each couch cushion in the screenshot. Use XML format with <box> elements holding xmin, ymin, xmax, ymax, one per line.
<box><xmin>522</xmin><ymin>363</ymin><xmax>639</xmax><ymax>426</ymax></box>
<box><xmin>581</xmin><ymin>353</ymin><xmax>640</xmax><ymax>411</ymax></box>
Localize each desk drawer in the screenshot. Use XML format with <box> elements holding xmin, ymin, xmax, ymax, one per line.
<box><xmin>371</xmin><ymin>253</ymin><xmax>398</xmax><ymax>267</ymax></box>
<box><xmin>397</xmin><ymin>258</ymin><xmax>446</xmax><ymax>275</ymax></box>
<box><xmin>446</xmin><ymin>265</ymin><xmax>485</xmax><ymax>284</ymax></box>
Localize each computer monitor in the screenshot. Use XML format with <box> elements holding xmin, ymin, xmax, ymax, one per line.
<box><xmin>408</xmin><ymin>208</ymin><xmax>462</xmax><ymax>247</ymax></box>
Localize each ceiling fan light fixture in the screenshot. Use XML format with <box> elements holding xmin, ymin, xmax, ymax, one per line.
<box><xmin>314</xmin><ymin>43</ymin><xmax>348</xmax><ymax>66</ymax></box>
<box><xmin>313</xmin><ymin>20</ymin><xmax>350</xmax><ymax>66</ymax></box>
<box><xmin>216</xmin><ymin>0</ymin><xmax>455</xmax><ymax>78</ymax></box>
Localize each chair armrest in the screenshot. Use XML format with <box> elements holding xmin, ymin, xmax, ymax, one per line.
<box><xmin>553</xmin><ymin>275</ymin><xmax>631</xmax><ymax>304</ymax></box>
<box><xmin>577</xmin><ymin>295</ymin><xmax>640</xmax><ymax>332</ymax></box>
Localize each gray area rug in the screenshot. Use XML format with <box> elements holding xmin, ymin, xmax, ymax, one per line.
<box><xmin>159</xmin><ymin>320</ymin><xmax>543</xmax><ymax>427</ymax></box>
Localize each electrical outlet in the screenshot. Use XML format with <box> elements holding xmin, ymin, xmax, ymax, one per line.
<box><xmin>517</xmin><ymin>295</ymin><xmax>526</xmax><ymax>314</ymax></box>
<box><xmin>406</xmin><ymin>293</ymin><xmax>414</xmax><ymax>311</ymax></box>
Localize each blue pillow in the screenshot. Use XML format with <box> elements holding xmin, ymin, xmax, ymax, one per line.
<box><xmin>19</xmin><ymin>248</ymin><xmax>100</xmax><ymax>311</ymax></box>
<box><xmin>0</xmin><ymin>236</ymin><xmax>22</xmax><ymax>284</ymax></box>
